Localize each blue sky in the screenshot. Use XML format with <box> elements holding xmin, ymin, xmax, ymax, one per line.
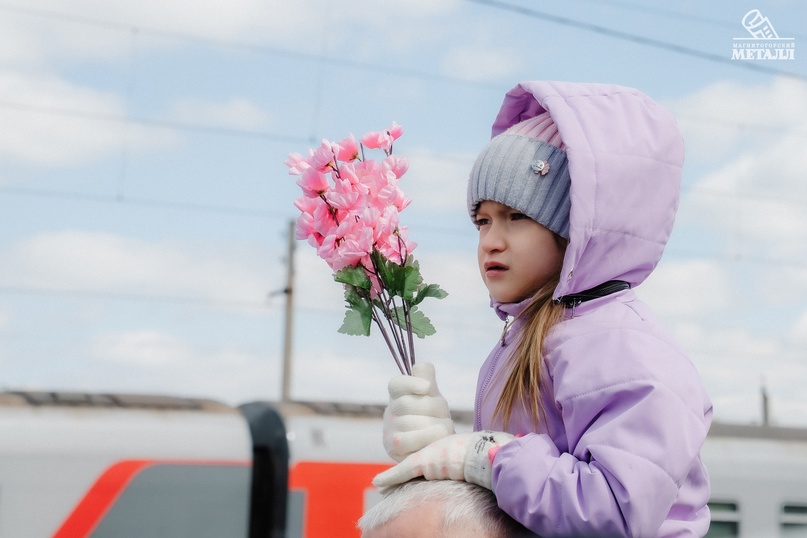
<box><xmin>1</xmin><ymin>0</ymin><xmax>806</xmax><ymax>426</ymax></box>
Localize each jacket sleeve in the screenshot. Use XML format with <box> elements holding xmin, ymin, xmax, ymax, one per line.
<box><xmin>490</xmin><ymin>326</ymin><xmax>711</xmax><ymax>537</ymax></box>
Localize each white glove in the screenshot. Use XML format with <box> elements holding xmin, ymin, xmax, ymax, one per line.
<box><xmin>383</xmin><ymin>362</ymin><xmax>455</xmax><ymax>462</ymax></box>
<box><xmin>373</xmin><ymin>431</ymin><xmax>515</xmax><ymax>490</ymax></box>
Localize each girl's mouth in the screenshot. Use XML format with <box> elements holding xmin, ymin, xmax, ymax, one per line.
<box><xmin>484</xmin><ymin>261</ymin><xmax>508</xmax><ymax>275</ymax></box>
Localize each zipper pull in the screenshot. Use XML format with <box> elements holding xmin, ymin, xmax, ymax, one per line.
<box><xmin>570</xmin><ymin>298</ymin><xmax>581</xmax><ymax>318</ymax></box>
<box><xmin>500</xmin><ymin>317</ymin><xmax>512</xmax><ymax>345</ymax></box>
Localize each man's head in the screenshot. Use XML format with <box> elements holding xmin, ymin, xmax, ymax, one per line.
<box><xmin>358</xmin><ymin>479</ymin><xmax>534</xmax><ymax>537</ymax></box>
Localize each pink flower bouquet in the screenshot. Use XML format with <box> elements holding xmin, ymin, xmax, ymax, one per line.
<box><xmin>286</xmin><ymin>123</ymin><xmax>446</xmax><ymax>375</ymax></box>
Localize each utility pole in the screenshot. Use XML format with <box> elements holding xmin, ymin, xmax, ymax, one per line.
<box><xmin>761</xmin><ymin>381</ymin><xmax>770</xmax><ymax>426</ymax></box>
<box><xmin>281</xmin><ymin>220</ymin><xmax>295</xmax><ymax>403</ymax></box>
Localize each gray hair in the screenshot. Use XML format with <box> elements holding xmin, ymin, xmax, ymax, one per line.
<box><xmin>357</xmin><ymin>479</ymin><xmax>535</xmax><ymax>537</ymax></box>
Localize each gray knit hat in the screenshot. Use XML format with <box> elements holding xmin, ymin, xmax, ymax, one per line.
<box><xmin>468</xmin><ymin>113</ymin><xmax>571</xmax><ymax>239</ymax></box>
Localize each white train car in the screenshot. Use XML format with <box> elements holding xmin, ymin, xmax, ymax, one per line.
<box><xmin>2</xmin><ymin>391</ymin><xmax>807</xmax><ymax>537</ymax></box>
<box><xmin>702</xmin><ymin>422</ymin><xmax>807</xmax><ymax>537</ymax></box>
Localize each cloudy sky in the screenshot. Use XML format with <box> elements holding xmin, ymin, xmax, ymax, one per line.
<box><xmin>1</xmin><ymin>0</ymin><xmax>806</xmax><ymax>427</ymax></box>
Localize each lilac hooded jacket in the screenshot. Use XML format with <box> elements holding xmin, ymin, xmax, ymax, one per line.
<box><xmin>473</xmin><ymin>81</ymin><xmax>713</xmax><ymax>537</ymax></box>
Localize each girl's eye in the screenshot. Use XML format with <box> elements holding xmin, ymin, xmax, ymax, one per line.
<box><xmin>474</xmin><ymin>218</ymin><xmax>490</xmax><ymax>228</ymax></box>
<box><xmin>510</xmin><ymin>212</ymin><xmax>528</xmax><ymax>221</ymax></box>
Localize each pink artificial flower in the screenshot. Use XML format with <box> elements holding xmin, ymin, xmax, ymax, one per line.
<box><xmin>359</xmin><ymin>206</ymin><xmax>380</xmax><ymax>230</ymax></box>
<box><xmin>383</xmin><ymin>155</ymin><xmax>409</xmax><ymax>179</ymax></box>
<box><xmin>379</xmin><ymin>227</ymin><xmax>417</xmax><ymax>265</ymax></box>
<box><xmin>315</xmin><ymin>219</ymin><xmax>374</xmax><ymax>271</ymax></box>
<box><xmin>336</xmin><ymin>162</ymin><xmax>368</xmax><ymax>196</ymax></box>
<box><xmin>309</xmin><ymin>140</ymin><xmax>336</xmax><ymax>172</ymax></box>
<box><xmin>390</xmin><ymin>185</ymin><xmax>412</xmax><ymax>212</ymax></box>
<box><xmin>295</xmin><ymin>212</ymin><xmax>315</xmax><ymax>241</ymax></box>
<box><xmin>334</xmin><ymin>135</ymin><xmax>359</xmax><ymax>162</ymax></box>
<box><xmin>373</xmin><ymin>206</ymin><xmax>399</xmax><ymax>244</ymax></box>
<box><xmin>333</xmin><ymin>220</ymin><xmax>374</xmax><ymax>271</ymax></box>
<box><xmin>285</xmin><ymin>152</ymin><xmax>310</xmax><ymax>175</ymax></box>
<box><xmin>293</xmin><ymin>194</ymin><xmax>320</xmax><ymax>215</ymax></box>
<box><xmin>326</xmin><ymin>179</ymin><xmax>364</xmax><ymax>217</ymax></box>
<box><xmin>316</xmin><ymin>232</ymin><xmax>339</xmax><ymax>269</ymax></box>
<box><xmin>294</xmin><ymin>196</ymin><xmax>320</xmax><ymax>240</ymax></box>
<box><xmin>372</xmin><ymin>206</ymin><xmax>418</xmax><ymax>264</ymax></box>
<box><xmin>361</xmin><ymin>130</ymin><xmax>394</xmax><ymax>152</ymax></box>
<box><xmin>297</xmin><ymin>167</ymin><xmax>330</xmax><ymax>198</ymax></box>
<box><xmin>375</xmin><ymin>180</ymin><xmax>400</xmax><ymax>209</ymax></box>
<box><xmin>294</xmin><ymin>195</ymin><xmax>335</xmax><ymax>239</ymax></box>
<box><xmin>388</xmin><ymin>121</ymin><xmax>403</xmax><ymax>141</ymax></box>
<box><xmin>311</xmin><ymin>200</ymin><xmax>338</xmax><ymax>237</ymax></box>
<box><xmin>352</xmin><ymin>160</ymin><xmax>385</xmax><ymax>198</ymax></box>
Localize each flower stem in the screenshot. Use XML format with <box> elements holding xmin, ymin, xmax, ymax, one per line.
<box><xmin>384</xmin><ymin>295</ymin><xmax>410</xmax><ymax>374</ymax></box>
<box><xmin>371</xmin><ymin>309</ymin><xmax>406</xmax><ymax>375</ymax></box>
<box><xmin>403</xmin><ymin>301</ymin><xmax>416</xmax><ymax>367</ymax></box>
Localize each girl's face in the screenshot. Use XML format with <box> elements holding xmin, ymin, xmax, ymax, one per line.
<box><xmin>475</xmin><ymin>200</ymin><xmax>566</xmax><ymax>304</ymax></box>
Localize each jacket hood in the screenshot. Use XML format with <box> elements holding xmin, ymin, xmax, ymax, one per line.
<box><xmin>488</xmin><ymin>81</ymin><xmax>684</xmax><ymax>300</ymax></box>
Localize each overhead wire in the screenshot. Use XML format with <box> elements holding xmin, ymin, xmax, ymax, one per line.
<box><xmin>0</xmin><ymin>3</ymin><xmax>503</xmax><ymax>92</ymax></box>
<box><xmin>465</xmin><ymin>0</ymin><xmax>807</xmax><ymax>82</ymax></box>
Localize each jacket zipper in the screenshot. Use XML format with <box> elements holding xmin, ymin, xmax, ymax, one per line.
<box><xmin>475</xmin><ymin>318</ymin><xmax>511</xmax><ymax>430</ymax></box>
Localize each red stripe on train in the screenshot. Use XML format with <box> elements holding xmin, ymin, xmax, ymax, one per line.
<box><xmin>289</xmin><ymin>462</ymin><xmax>391</xmax><ymax>537</ymax></box>
<box><xmin>52</xmin><ymin>460</ymin><xmax>152</xmax><ymax>538</ymax></box>
<box><xmin>51</xmin><ymin>459</ymin><xmax>249</xmax><ymax>538</ymax></box>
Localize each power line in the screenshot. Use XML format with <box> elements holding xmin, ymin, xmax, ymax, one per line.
<box><xmin>466</xmin><ymin>0</ymin><xmax>807</xmax><ymax>82</ymax></box>
<box><xmin>0</xmin><ymin>284</ymin><xmax>275</xmax><ymax>310</ymax></box>
<box><xmin>0</xmin><ymin>100</ymin><xmax>313</xmax><ymax>145</ymax></box>
<box><xmin>576</xmin><ymin>0</ymin><xmax>807</xmax><ymax>39</ymax></box>
<box><xmin>0</xmin><ymin>186</ymin><xmax>290</xmax><ymax>219</ymax></box>
<box><xmin>676</xmin><ymin>113</ymin><xmax>807</xmax><ymax>140</ymax></box>
<box><xmin>0</xmin><ymin>3</ymin><xmax>502</xmax><ymax>92</ymax></box>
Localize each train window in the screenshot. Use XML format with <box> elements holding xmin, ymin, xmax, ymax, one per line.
<box><xmin>781</xmin><ymin>504</ymin><xmax>807</xmax><ymax>537</ymax></box>
<box><xmin>706</xmin><ymin>501</ymin><xmax>739</xmax><ymax>537</ymax></box>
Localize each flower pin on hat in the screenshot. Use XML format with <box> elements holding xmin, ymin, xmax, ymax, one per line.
<box><xmin>531</xmin><ymin>159</ymin><xmax>550</xmax><ymax>176</ymax></box>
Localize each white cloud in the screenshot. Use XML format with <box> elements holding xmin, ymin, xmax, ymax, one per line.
<box><xmin>683</xmin><ymin>137</ymin><xmax>807</xmax><ymax>261</ymax></box>
<box><xmin>672</xmin><ymin>77</ymin><xmax>807</xmax><ymax>163</ymax></box>
<box><xmin>1</xmin><ymin>0</ymin><xmax>464</xmax><ymax>67</ymax></box>
<box><xmin>638</xmin><ymin>259</ymin><xmax>733</xmax><ymax>319</ymax></box>
<box><xmin>0</xmin><ymin>71</ymin><xmax>178</xmax><ymax>167</ymax></box>
<box><xmin>404</xmin><ymin>149</ymin><xmax>475</xmax><ymax>215</ymax></box>
<box><xmin>84</xmin><ymin>329</ymin><xmax>279</xmax><ymax>402</ymax></box>
<box><xmin>787</xmin><ymin>310</ymin><xmax>807</xmax><ymax>346</ymax></box>
<box><xmin>0</xmin><ymin>230</ymin><xmax>270</xmax><ymax>303</ymax></box>
<box><xmin>0</xmin><ymin>6</ymin><xmax>132</xmax><ymax>67</ymax></box>
<box><xmin>168</xmin><ymin>97</ymin><xmax>271</xmax><ymax>130</ymax></box>
<box><xmin>674</xmin><ymin>323</ymin><xmax>789</xmax><ymax>423</ymax></box>
<box><xmin>92</xmin><ymin>330</ymin><xmax>192</xmax><ymax>367</ymax></box>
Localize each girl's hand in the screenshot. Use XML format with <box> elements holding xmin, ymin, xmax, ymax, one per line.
<box><xmin>382</xmin><ymin>362</ymin><xmax>455</xmax><ymax>462</ymax></box>
<box><xmin>373</xmin><ymin>431</ymin><xmax>515</xmax><ymax>490</ymax></box>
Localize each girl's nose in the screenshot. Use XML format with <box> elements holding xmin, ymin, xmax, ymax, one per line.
<box><xmin>480</xmin><ymin>224</ymin><xmax>505</xmax><ymax>253</ymax></box>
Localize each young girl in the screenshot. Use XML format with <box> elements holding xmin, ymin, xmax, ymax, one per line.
<box><xmin>373</xmin><ymin>80</ymin><xmax>713</xmax><ymax>537</ymax></box>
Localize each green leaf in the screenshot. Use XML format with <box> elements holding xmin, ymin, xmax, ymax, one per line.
<box><xmin>372</xmin><ymin>250</ymin><xmax>402</xmax><ymax>294</ymax></box>
<box><xmin>343</xmin><ymin>286</ymin><xmax>368</xmax><ymax>309</ymax></box>
<box><xmin>333</xmin><ymin>265</ymin><xmax>372</xmax><ymax>290</ymax></box>
<box><xmin>407</xmin><ymin>306</ymin><xmax>437</xmax><ymax>338</ymax></box>
<box><xmin>401</xmin><ymin>264</ymin><xmax>423</xmax><ymax>300</ymax></box>
<box><xmin>413</xmin><ymin>283</ymin><xmax>448</xmax><ymax>306</ymax></box>
<box><xmin>389</xmin><ymin>305</ymin><xmax>407</xmax><ymax>329</ymax></box>
<box><xmin>388</xmin><ymin>305</ymin><xmax>436</xmax><ymax>339</ymax></box>
<box><xmin>338</xmin><ymin>307</ymin><xmax>372</xmax><ymax>336</ymax></box>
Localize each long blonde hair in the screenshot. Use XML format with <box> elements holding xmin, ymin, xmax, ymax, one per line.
<box><xmin>493</xmin><ymin>275</ymin><xmax>566</xmax><ymax>431</ymax></box>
